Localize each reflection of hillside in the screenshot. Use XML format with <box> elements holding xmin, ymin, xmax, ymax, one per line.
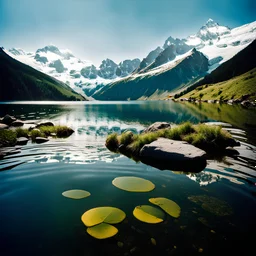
<box><xmin>0</xmin><ymin>103</ymin><xmax>73</xmax><ymax>122</ymax></box>
<box><xmin>180</xmin><ymin>102</ymin><xmax>256</xmax><ymax>144</ymax></box>
<box><xmin>79</xmin><ymin>101</ymin><xmax>203</xmax><ymax>125</ymax></box>
<box><xmin>181</xmin><ymin>102</ymin><xmax>256</xmax><ymax>127</ymax></box>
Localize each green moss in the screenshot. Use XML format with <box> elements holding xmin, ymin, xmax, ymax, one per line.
<box><xmin>30</xmin><ymin>129</ymin><xmax>45</xmax><ymax>142</ymax></box>
<box><xmin>105</xmin><ymin>122</ymin><xmax>235</xmax><ymax>157</ymax></box>
<box><xmin>15</xmin><ymin>128</ymin><xmax>29</xmax><ymax>138</ymax></box>
<box><xmin>128</xmin><ymin>132</ymin><xmax>159</xmax><ymax>154</ymax></box>
<box><xmin>0</xmin><ymin>130</ymin><xmax>17</xmax><ymax>146</ymax></box>
<box><xmin>105</xmin><ymin>133</ymin><xmax>119</xmax><ymax>152</ymax></box>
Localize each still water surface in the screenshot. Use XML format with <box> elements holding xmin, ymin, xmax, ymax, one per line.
<box><xmin>0</xmin><ymin>101</ymin><xmax>255</xmax><ymax>256</ymax></box>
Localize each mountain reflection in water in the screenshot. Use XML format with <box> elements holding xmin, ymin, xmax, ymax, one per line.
<box><xmin>0</xmin><ymin>101</ymin><xmax>255</xmax><ymax>256</ymax></box>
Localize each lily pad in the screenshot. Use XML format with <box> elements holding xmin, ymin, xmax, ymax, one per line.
<box><xmin>188</xmin><ymin>195</ymin><xmax>233</xmax><ymax>216</ymax></box>
<box><xmin>81</xmin><ymin>206</ymin><xmax>126</xmax><ymax>227</ymax></box>
<box><xmin>133</xmin><ymin>205</ymin><xmax>165</xmax><ymax>223</ymax></box>
<box><xmin>149</xmin><ymin>197</ymin><xmax>181</xmax><ymax>218</ymax></box>
<box><xmin>62</xmin><ymin>189</ymin><xmax>91</xmax><ymax>199</ymax></box>
<box><xmin>112</xmin><ymin>176</ymin><xmax>155</xmax><ymax>192</ymax></box>
<box><xmin>87</xmin><ymin>223</ymin><xmax>118</xmax><ymax>239</ymax></box>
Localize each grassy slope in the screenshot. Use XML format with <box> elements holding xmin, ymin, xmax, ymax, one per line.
<box><xmin>176</xmin><ymin>39</ymin><xmax>256</xmax><ymax>99</ymax></box>
<box><xmin>181</xmin><ymin>68</ymin><xmax>256</xmax><ymax>101</ymax></box>
<box><xmin>0</xmin><ymin>48</ymin><xmax>85</xmax><ymax>101</ymax></box>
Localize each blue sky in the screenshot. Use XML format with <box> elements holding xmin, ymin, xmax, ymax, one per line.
<box><xmin>1</xmin><ymin>0</ymin><xmax>255</xmax><ymax>65</ymax></box>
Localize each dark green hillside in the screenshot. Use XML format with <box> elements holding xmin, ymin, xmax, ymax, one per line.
<box><xmin>0</xmin><ymin>48</ymin><xmax>85</xmax><ymax>101</ymax></box>
<box><xmin>176</xmin><ymin>39</ymin><xmax>256</xmax><ymax>98</ymax></box>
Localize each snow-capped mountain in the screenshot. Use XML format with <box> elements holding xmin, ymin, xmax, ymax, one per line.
<box><xmin>5</xmin><ymin>19</ymin><xmax>256</xmax><ymax>99</ymax></box>
<box><xmin>185</xmin><ymin>19</ymin><xmax>256</xmax><ymax>71</ymax></box>
<box><xmin>92</xmin><ymin>19</ymin><xmax>255</xmax><ymax>100</ymax></box>
<box><xmin>134</xmin><ymin>19</ymin><xmax>255</xmax><ymax>76</ymax></box>
<box><xmin>5</xmin><ymin>45</ymin><xmax>141</xmax><ymax>97</ymax></box>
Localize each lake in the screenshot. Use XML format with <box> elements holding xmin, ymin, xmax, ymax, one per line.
<box><xmin>0</xmin><ymin>101</ymin><xmax>256</xmax><ymax>256</ymax></box>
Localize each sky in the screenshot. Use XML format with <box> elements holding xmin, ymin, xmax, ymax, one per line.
<box><xmin>1</xmin><ymin>0</ymin><xmax>255</xmax><ymax>66</ymax></box>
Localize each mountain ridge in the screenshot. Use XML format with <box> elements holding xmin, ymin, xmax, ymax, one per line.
<box><xmin>4</xmin><ymin>19</ymin><xmax>256</xmax><ymax>99</ymax></box>
<box><xmin>0</xmin><ymin>47</ymin><xmax>86</xmax><ymax>101</ymax></box>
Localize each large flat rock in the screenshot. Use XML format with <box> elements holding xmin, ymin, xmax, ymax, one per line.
<box><xmin>139</xmin><ymin>138</ymin><xmax>207</xmax><ymax>172</ymax></box>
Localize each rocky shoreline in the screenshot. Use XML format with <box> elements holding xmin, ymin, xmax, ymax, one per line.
<box><xmin>174</xmin><ymin>97</ymin><xmax>256</xmax><ymax>107</ymax></box>
<box><xmin>0</xmin><ymin>114</ymin><xmax>74</xmax><ymax>147</ymax></box>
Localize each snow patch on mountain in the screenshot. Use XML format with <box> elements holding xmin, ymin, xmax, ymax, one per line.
<box><xmin>185</xmin><ymin>20</ymin><xmax>256</xmax><ymax>72</ymax></box>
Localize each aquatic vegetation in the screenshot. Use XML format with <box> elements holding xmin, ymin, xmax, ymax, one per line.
<box><xmin>188</xmin><ymin>195</ymin><xmax>233</xmax><ymax>216</ymax></box>
<box><xmin>0</xmin><ymin>125</ymin><xmax>74</xmax><ymax>146</ymax></box>
<box><xmin>105</xmin><ymin>132</ymin><xmax>119</xmax><ymax>151</ymax></box>
<box><xmin>14</xmin><ymin>128</ymin><xmax>29</xmax><ymax>138</ymax></box>
<box><xmin>81</xmin><ymin>206</ymin><xmax>126</xmax><ymax>227</ymax></box>
<box><xmin>86</xmin><ymin>223</ymin><xmax>118</xmax><ymax>239</ymax></box>
<box><xmin>0</xmin><ymin>130</ymin><xmax>17</xmax><ymax>146</ymax></box>
<box><xmin>133</xmin><ymin>205</ymin><xmax>165</xmax><ymax>224</ymax></box>
<box><xmin>62</xmin><ymin>189</ymin><xmax>91</xmax><ymax>199</ymax></box>
<box><xmin>39</xmin><ymin>125</ymin><xmax>74</xmax><ymax>137</ymax></box>
<box><xmin>30</xmin><ymin>129</ymin><xmax>45</xmax><ymax>141</ymax></box>
<box><xmin>151</xmin><ymin>238</ymin><xmax>157</xmax><ymax>245</ymax></box>
<box><xmin>112</xmin><ymin>176</ymin><xmax>155</xmax><ymax>192</ymax></box>
<box><xmin>149</xmin><ymin>197</ymin><xmax>181</xmax><ymax>218</ymax></box>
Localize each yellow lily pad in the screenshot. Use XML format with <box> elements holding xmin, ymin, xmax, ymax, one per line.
<box><xmin>112</xmin><ymin>176</ymin><xmax>155</xmax><ymax>192</ymax></box>
<box><xmin>81</xmin><ymin>206</ymin><xmax>126</xmax><ymax>227</ymax></box>
<box><xmin>87</xmin><ymin>223</ymin><xmax>118</xmax><ymax>239</ymax></box>
<box><xmin>149</xmin><ymin>197</ymin><xmax>181</xmax><ymax>218</ymax></box>
<box><xmin>133</xmin><ymin>205</ymin><xmax>165</xmax><ymax>223</ymax></box>
<box><xmin>62</xmin><ymin>189</ymin><xmax>91</xmax><ymax>199</ymax></box>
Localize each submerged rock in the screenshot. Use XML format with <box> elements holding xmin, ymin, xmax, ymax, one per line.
<box><xmin>35</xmin><ymin>137</ymin><xmax>49</xmax><ymax>144</ymax></box>
<box><xmin>139</xmin><ymin>138</ymin><xmax>207</xmax><ymax>172</ymax></box>
<box><xmin>188</xmin><ymin>195</ymin><xmax>233</xmax><ymax>216</ymax></box>
<box><xmin>16</xmin><ymin>137</ymin><xmax>29</xmax><ymax>145</ymax></box>
<box><xmin>35</xmin><ymin>122</ymin><xmax>54</xmax><ymax>128</ymax></box>
<box><xmin>0</xmin><ymin>114</ymin><xmax>16</xmax><ymax>125</ymax></box>
<box><xmin>11</xmin><ymin>120</ymin><xmax>24</xmax><ymax>127</ymax></box>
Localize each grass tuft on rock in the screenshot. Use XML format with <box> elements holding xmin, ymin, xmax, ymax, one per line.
<box><xmin>105</xmin><ymin>122</ymin><xmax>235</xmax><ymax>157</ymax></box>
<box><xmin>0</xmin><ymin>130</ymin><xmax>17</xmax><ymax>147</ymax></box>
<box><xmin>15</xmin><ymin>128</ymin><xmax>29</xmax><ymax>138</ymax></box>
<box><xmin>39</xmin><ymin>125</ymin><xmax>74</xmax><ymax>137</ymax></box>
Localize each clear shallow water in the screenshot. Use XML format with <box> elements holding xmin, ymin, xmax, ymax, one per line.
<box><xmin>0</xmin><ymin>101</ymin><xmax>256</xmax><ymax>256</ymax></box>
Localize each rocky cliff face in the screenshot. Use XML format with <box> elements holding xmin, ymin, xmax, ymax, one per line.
<box><xmin>97</xmin><ymin>59</ymin><xmax>118</xmax><ymax>79</ymax></box>
<box><xmin>116</xmin><ymin>59</ymin><xmax>140</xmax><ymax>77</ymax></box>
<box><xmin>81</xmin><ymin>65</ymin><xmax>98</xmax><ymax>79</ymax></box>
<box><xmin>135</xmin><ymin>47</ymin><xmax>163</xmax><ymax>73</ymax></box>
<box><xmin>163</xmin><ymin>36</ymin><xmax>192</xmax><ymax>54</ymax></box>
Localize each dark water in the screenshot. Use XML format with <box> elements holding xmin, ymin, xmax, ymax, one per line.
<box><xmin>0</xmin><ymin>101</ymin><xmax>256</xmax><ymax>256</ymax></box>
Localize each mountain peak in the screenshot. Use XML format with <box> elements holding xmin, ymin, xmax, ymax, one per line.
<box><xmin>36</xmin><ymin>45</ymin><xmax>62</xmax><ymax>56</ymax></box>
<box><xmin>205</xmin><ymin>18</ymin><xmax>219</xmax><ymax>27</ymax></box>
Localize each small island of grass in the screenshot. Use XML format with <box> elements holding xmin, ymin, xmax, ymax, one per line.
<box><xmin>105</xmin><ymin>122</ymin><xmax>240</xmax><ymax>172</ymax></box>
<box><xmin>106</xmin><ymin>122</ymin><xmax>238</xmax><ymax>155</ymax></box>
<box><xmin>0</xmin><ymin>124</ymin><xmax>74</xmax><ymax>147</ymax></box>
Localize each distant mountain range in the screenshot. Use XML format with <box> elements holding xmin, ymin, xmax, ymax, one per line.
<box><xmin>0</xmin><ymin>48</ymin><xmax>85</xmax><ymax>101</ymax></box>
<box><xmin>3</xmin><ymin>19</ymin><xmax>256</xmax><ymax>101</ymax></box>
